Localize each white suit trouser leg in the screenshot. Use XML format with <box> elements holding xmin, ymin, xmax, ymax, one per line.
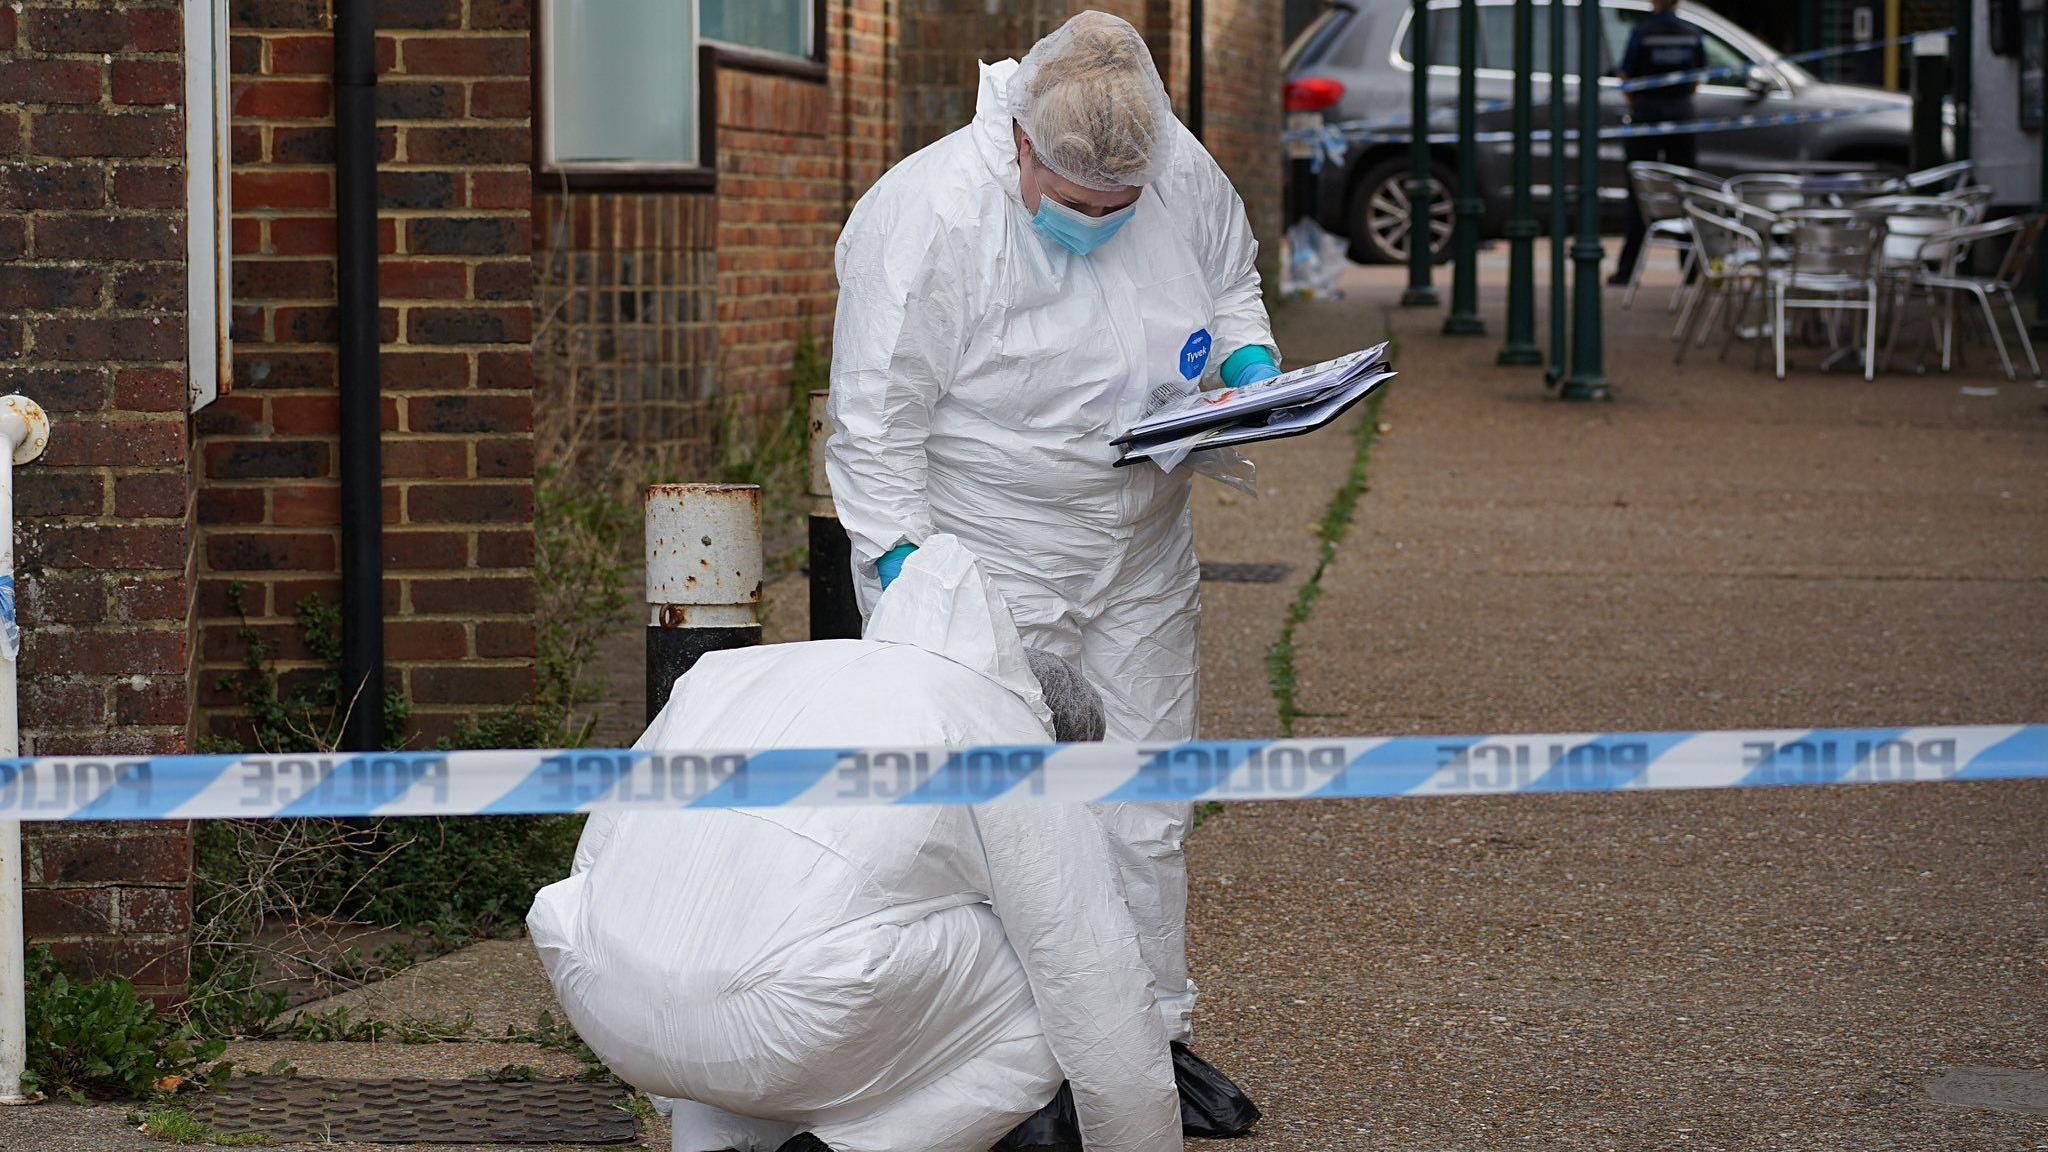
<box><xmin>988</xmin><ymin>539</ymin><xmax>1202</xmax><ymax>1042</ymax></box>
<box><xmin>665</xmin><ymin>1098</ymin><xmax>798</xmax><ymax>1152</ymax></box>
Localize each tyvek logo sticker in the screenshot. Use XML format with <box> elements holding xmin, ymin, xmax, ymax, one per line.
<box><xmin>1179</xmin><ymin>329</ymin><xmax>1212</xmax><ymax>380</ymax></box>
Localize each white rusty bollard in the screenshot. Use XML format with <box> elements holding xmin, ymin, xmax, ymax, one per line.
<box><xmin>0</xmin><ymin>393</ymin><xmax>50</xmax><ymax>1105</ymax></box>
<box><xmin>806</xmin><ymin>392</ymin><xmax>860</xmax><ymax>641</ymax></box>
<box><xmin>645</xmin><ymin>484</ymin><xmax>763</xmax><ymax>724</ymax></box>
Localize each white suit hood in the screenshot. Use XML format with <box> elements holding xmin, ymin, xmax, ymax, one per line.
<box><xmin>968</xmin><ymin>60</ymin><xmax>1026</xmax><ymax>202</ymax></box>
<box><xmin>865</xmin><ymin>533</ymin><xmax>1052</xmax><ymax>730</ymax></box>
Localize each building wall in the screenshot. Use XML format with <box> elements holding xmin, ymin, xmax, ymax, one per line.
<box><xmin>714</xmin><ymin>66</ymin><xmax>840</xmax><ymax>425</ymax></box>
<box><xmin>538</xmin><ymin>0</ymin><xmax>897</xmax><ymax>462</ymax></box>
<box><xmin>534</xmin><ymin>190</ymin><xmax>719</xmax><ymax>475</ymax></box>
<box><xmin>1191</xmin><ymin>0</ymin><xmax>1284</xmax><ymax>281</ymax></box>
<box><xmin>1</xmin><ymin>0</ymin><xmax>198</xmax><ymax>1000</ymax></box>
<box><xmin>203</xmin><ymin>0</ymin><xmax>537</xmax><ymax>747</ymax></box>
<box><xmin>710</xmin><ymin>0</ymin><xmax>896</xmax><ymax>431</ymax></box>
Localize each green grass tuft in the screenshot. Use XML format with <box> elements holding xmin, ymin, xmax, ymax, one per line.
<box><xmin>1265</xmin><ymin>374</ymin><xmax>1390</xmax><ymax>736</ymax></box>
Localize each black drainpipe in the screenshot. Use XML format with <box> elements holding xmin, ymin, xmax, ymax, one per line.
<box><xmin>1187</xmin><ymin>0</ymin><xmax>1204</xmax><ymax>142</ymax></box>
<box><xmin>335</xmin><ymin>0</ymin><xmax>384</xmax><ymax>752</ymax></box>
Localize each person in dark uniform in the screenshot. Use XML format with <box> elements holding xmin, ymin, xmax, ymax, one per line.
<box><xmin>1609</xmin><ymin>0</ymin><xmax>1707</xmax><ymax>285</ymax></box>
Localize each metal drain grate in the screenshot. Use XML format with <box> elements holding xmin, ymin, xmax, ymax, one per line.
<box><xmin>1923</xmin><ymin>1067</ymin><xmax>2048</xmax><ymax>1116</ymax></box>
<box><xmin>187</xmin><ymin>1076</ymin><xmax>638</xmax><ymax>1145</ymax></box>
<box><xmin>1200</xmin><ymin>562</ymin><xmax>1293</xmax><ymax>584</ymax></box>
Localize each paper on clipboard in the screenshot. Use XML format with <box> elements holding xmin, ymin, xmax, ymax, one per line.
<box><xmin>1114</xmin><ymin>368</ymin><xmax>1394</xmax><ymax>466</ymax></box>
<box><xmin>1113</xmin><ymin>341</ymin><xmax>1390</xmax><ymax>445</ymax></box>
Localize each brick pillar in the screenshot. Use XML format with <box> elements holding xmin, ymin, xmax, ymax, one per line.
<box><xmin>203</xmin><ymin>0</ymin><xmax>536</xmax><ymax>747</ymax></box>
<box><xmin>1190</xmin><ymin>0</ymin><xmax>1283</xmax><ymax>271</ymax></box>
<box><xmin>0</xmin><ymin>0</ymin><xmax>198</xmax><ymax>999</ymax></box>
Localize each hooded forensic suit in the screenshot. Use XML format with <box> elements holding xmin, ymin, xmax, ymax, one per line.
<box><xmin>528</xmin><ymin>538</ymin><xmax>1179</xmax><ymax>1152</ymax></box>
<box><xmin>825</xmin><ymin>40</ymin><xmax>1275</xmax><ymax>1043</ymax></box>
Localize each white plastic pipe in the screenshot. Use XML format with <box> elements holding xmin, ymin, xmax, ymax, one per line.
<box><xmin>0</xmin><ymin>394</ymin><xmax>50</xmax><ymax>1105</ymax></box>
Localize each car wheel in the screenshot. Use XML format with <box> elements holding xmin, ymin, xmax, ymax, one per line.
<box><xmin>1350</xmin><ymin>156</ymin><xmax>1455</xmax><ymax>265</ymax></box>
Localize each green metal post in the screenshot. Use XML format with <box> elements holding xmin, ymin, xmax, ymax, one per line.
<box><xmin>1497</xmin><ymin>0</ymin><xmax>1541</xmax><ymax>364</ymax></box>
<box><xmin>1564</xmin><ymin>0</ymin><xmax>1609</xmax><ymax>399</ymax></box>
<box><xmin>1546</xmin><ymin>0</ymin><xmax>1567</xmax><ymax>388</ymax></box>
<box><xmin>2037</xmin><ymin>4</ymin><xmax>2047</xmax><ymax>332</ymax></box>
<box><xmin>1443</xmin><ymin>0</ymin><xmax>1486</xmax><ymax>335</ymax></box>
<box><xmin>1955</xmin><ymin>0</ymin><xmax>1973</xmax><ymax>160</ymax></box>
<box><xmin>1401</xmin><ymin>0</ymin><xmax>1440</xmax><ymax>306</ymax></box>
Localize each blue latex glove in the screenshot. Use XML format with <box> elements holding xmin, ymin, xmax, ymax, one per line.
<box><xmin>1231</xmin><ymin>362</ymin><xmax>1281</xmax><ymax>388</ymax></box>
<box><xmin>876</xmin><ymin>543</ymin><xmax>918</xmax><ymax>589</ymax></box>
<box><xmin>1219</xmin><ymin>344</ymin><xmax>1280</xmax><ymax>389</ymax></box>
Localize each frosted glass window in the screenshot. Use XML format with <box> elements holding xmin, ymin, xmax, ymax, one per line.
<box><xmin>701</xmin><ymin>0</ymin><xmax>813</xmax><ymax>58</ymax></box>
<box><xmin>545</xmin><ymin>0</ymin><xmax>698</xmax><ymax>169</ymax></box>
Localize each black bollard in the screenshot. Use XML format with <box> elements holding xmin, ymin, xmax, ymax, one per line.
<box><xmin>644</xmin><ymin>484</ymin><xmax>763</xmax><ymax>724</ymax></box>
<box><xmin>807</xmin><ymin>391</ymin><xmax>862</xmax><ymax>641</ymax></box>
<box><xmin>1911</xmin><ymin>35</ymin><xmax>1951</xmax><ymax>170</ymax></box>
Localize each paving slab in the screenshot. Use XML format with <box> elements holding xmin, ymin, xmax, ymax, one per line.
<box><xmin>286</xmin><ymin>939</ymin><xmax>564</xmax><ymax>1041</ymax></box>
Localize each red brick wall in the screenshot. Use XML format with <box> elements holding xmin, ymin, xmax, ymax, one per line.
<box><xmin>836</xmin><ymin>0</ymin><xmax>896</xmax><ymax>203</ymax></box>
<box><xmin>534</xmin><ymin>191</ymin><xmax>719</xmax><ymax>473</ymax></box>
<box><xmin>205</xmin><ymin>0</ymin><xmax>536</xmax><ymax>746</ymax></box>
<box><xmin>1</xmin><ymin>0</ymin><xmax>197</xmax><ymax>999</ymax></box>
<box><xmin>714</xmin><ymin>65</ymin><xmax>839</xmax><ymax>425</ymax></box>
<box><xmin>1193</xmin><ymin>0</ymin><xmax>1283</xmax><ymax>275</ymax></box>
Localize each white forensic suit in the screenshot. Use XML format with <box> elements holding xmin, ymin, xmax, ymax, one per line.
<box><xmin>825</xmin><ymin>57</ymin><xmax>1275</xmax><ymax>1041</ymax></box>
<box><xmin>528</xmin><ymin>538</ymin><xmax>1178</xmax><ymax>1152</ymax></box>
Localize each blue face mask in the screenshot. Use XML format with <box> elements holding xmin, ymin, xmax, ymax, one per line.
<box><xmin>1032</xmin><ymin>194</ymin><xmax>1137</xmax><ymax>256</ymax></box>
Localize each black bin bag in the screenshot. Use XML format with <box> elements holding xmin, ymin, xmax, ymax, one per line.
<box><xmin>992</xmin><ymin>1043</ymin><xmax>1260</xmax><ymax>1149</ymax></box>
<box><xmin>1172</xmin><ymin>1042</ymin><xmax>1261</xmax><ymax>1139</ymax></box>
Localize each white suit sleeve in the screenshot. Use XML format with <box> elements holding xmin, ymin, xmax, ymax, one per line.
<box><xmin>825</xmin><ymin>202</ymin><xmax>966</xmax><ymax>568</ymax></box>
<box><xmin>973</xmin><ymin>804</ymin><xmax>1180</xmax><ymax>1152</ymax></box>
<box><xmin>1165</xmin><ymin>123</ymin><xmax>1276</xmax><ymax>370</ymax></box>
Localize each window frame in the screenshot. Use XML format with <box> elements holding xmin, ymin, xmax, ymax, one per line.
<box><xmin>533</xmin><ymin>0</ymin><xmax>830</xmax><ymax>194</ymax></box>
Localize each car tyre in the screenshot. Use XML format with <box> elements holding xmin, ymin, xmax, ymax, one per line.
<box><xmin>1349</xmin><ymin>155</ymin><xmax>1455</xmax><ymax>265</ymax></box>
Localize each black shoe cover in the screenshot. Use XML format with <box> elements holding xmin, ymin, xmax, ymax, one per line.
<box><xmin>774</xmin><ymin>1134</ymin><xmax>833</xmax><ymax>1152</ymax></box>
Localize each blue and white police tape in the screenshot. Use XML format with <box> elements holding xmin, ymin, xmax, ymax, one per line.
<box><xmin>0</xmin><ymin>725</ymin><xmax>2040</xmax><ymax>821</ymax></box>
<box><xmin>1289</xmin><ymin>102</ymin><xmax>1900</xmax><ymax>172</ymax></box>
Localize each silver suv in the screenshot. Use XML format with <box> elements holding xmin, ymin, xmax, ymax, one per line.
<box><xmin>1287</xmin><ymin>0</ymin><xmax>1924</xmax><ymax>263</ymax></box>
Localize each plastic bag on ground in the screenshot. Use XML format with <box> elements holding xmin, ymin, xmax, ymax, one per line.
<box><xmin>1281</xmin><ymin>217</ymin><xmax>1347</xmax><ymax>301</ymax></box>
<box><xmin>1172</xmin><ymin>1042</ymin><xmax>1261</xmax><ymax>1138</ymax></box>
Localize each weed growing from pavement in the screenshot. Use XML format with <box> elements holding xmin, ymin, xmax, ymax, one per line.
<box><xmin>1265</xmin><ymin>342</ymin><xmax>1390</xmax><ymax>736</ymax></box>
<box><xmin>22</xmin><ymin>945</ymin><xmax>226</xmax><ymax>1101</ymax></box>
<box><xmin>133</xmin><ymin>1108</ymin><xmax>275</xmax><ymax>1146</ymax></box>
<box><xmin>471</xmin><ymin>1064</ymin><xmax>544</xmax><ymax>1082</ymax></box>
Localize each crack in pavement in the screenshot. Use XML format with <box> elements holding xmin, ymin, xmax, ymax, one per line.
<box><xmin>1264</xmin><ymin>311</ymin><xmax>1395</xmax><ymax>738</ymax></box>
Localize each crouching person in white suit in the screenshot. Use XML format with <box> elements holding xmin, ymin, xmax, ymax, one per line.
<box><xmin>527</xmin><ymin>536</ymin><xmax>1180</xmax><ymax>1152</ymax></box>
